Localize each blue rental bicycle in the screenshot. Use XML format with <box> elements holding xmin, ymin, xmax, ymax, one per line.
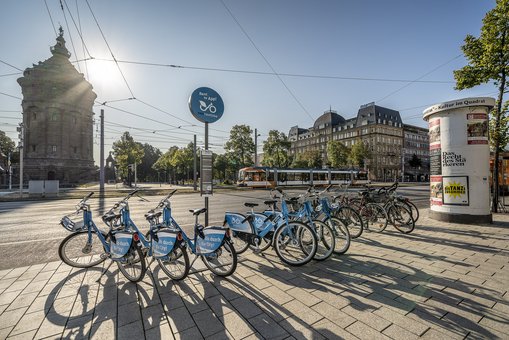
<box><xmin>225</xmin><ymin>189</ymin><xmax>318</xmax><ymax>266</ymax></box>
<box><xmin>58</xmin><ymin>192</ymin><xmax>146</xmax><ymax>282</ymax></box>
<box><xmin>158</xmin><ymin>191</ymin><xmax>237</xmax><ymax>277</ymax></box>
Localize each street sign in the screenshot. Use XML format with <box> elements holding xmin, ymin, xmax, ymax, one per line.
<box><xmin>200</xmin><ymin>149</ymin><xmax>213</xmax><ymax>196</ymax></box>
<box><xmin>189</xmin><ymin>87</ymin><xmax>224</xmax><ymax>123</ymax></box>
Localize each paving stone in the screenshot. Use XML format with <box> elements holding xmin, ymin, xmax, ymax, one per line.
<box><xmin>165</xmin><ymin>306</ymin><xmax>196</xmax><ymax>334</ymax></box>
<box><xmin>341</xmin><ymin>305</ymin><xmax>391</xmax><ymax>332</ymax></box>
<box><xmin>218</xmin><ymin>311</ymin><xmax>255</xmax><ymax>339</ymax></box>
<box><xmin>3</xmin><ymin>268</ymin><xmax>28</xmax><ymax>280</ymax></box>
<box><xmin>345</xmin><ymin>320</ymin><xmax>391</xmax><ymax>340</ymax></box>
<box><xmin>311</xmin><ymin>301</ymin><xmax>355</xmax><ymax>328</ymax></box>
<box><xmin>382</xmin><ymin>324</ymin><xmax>420</xmax><ymax>340</ymax></box>
<box><xmin>62</xmin><ymin>313</ymin><xmax>93</xmax><ymax>339</ymax></box>
<box><xmin>9</xmin><ymin>310</ymin><xmax>46</xmax><ymax>336</ymax></box>
<box><xmin>117</xmin><ymin>301</ymin><xmax>141</xmax><ymax>327</ymax></box>
<box><xmin>0</xmin><ymin>291</ymin><xmax>21</xmax><ymax>306</ymax></box>
<box><xmin>193</xmin><ymin>309</ymin><xmax>225</xmax><ymax>337</ymax></box>
<box><xmin>34</xmin><ymin>312</ymin><xmax>65</xmax><ymax>339</ymax></box>
<box><xmin>282</xmin><ymin>299</ymin><xmax>323</xmax><ymax>326</ymax></box>
<box><xmin>174</xmin><ymin>326</ymin><xmax>204</xmax><ymax>340</ymax></box>
<box><xmin>205</xmin><ymin>294</ymin><xmax>235</xmax><ymax>317</ymax></box>
<box><xmin>144</xmin><ymin>321</ymin><xmax>174</xmax><ymax>340</ymax></box>
<box><xmin>6</xmin><ymin>329</ymin><xmax>37</xmax><ymax>340</ymax></box>
<box><xmin>261</xmin><ymin>285</ymin><xmax>294</xmax><ymax>305</ymax></box>
<box><xmin>0</xmin><ymin>307</ymin><xmax>28</xmax><ymax>329</ymax></box>
<box><xmin>278</xmin><ymin>316</ymin><xmax>326</xmax><ymax>340</ymax></box>
<box><xmin>373</xmin><ymin>306</ymin><xmax>429</xmax><ymax>336</ymax></box>
<box><xmin>6</xmin><ymin>291</ymin><xmax>38</xmax><ymax>311</ymax></box>
<box><xmin>229</xmin><ymin>296</ymin><xmax>263</xmax><ymax>319</ymax></box>
<box><xmin>93</xmin><ymin>298</ymin><xmax>116</xmax><ymax>321</ymax></box>
<box><xmin>248</xmin><ymin>313</ymin><xmax>289</xmax><ymax>340</ymax></box>
<box><xmin>118</xmin><ymin>320</ymin><xmax>144</xmax><ymax>339</ymax></box>
<box><xmin>141</xmin><ymin>303</ymin><xmax>166</xmax><ymax>331</ymax></box>
<box><xmin>89</xmin><ymin>319</ymin><xmax>115</xmax><ymax>339</ymax></box>
<box><xmin>182</xmin><ymin>292</ymin><xmax>210</xmax><ymax>315</ymax></box>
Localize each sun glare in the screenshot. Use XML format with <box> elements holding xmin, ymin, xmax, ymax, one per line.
<box><xmin>85</xmin><ymin>59</ymin><xmax>122</xmax><ymax>90</ymax></box>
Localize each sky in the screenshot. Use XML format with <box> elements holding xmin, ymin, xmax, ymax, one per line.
<box><xmin>0</xmin><ymin>0</ymin><xmax>498</xmax><ymax>163</ymax></box>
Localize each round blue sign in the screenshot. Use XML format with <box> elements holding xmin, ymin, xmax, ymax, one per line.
<box><xmin>189</xmin><ymin>87</ymin><xmax>224</xmax><ymax>124</ymax></box>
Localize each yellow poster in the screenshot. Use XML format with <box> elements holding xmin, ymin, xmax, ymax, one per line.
<box><xmin>442</xmin><ymin>176</ymin><xmax>469</xmax><ymax>205</ymax></box>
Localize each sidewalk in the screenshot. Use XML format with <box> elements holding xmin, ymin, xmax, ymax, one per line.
<box><xmin>0</xmin><ymin>209</ymin><xmax>508</xmax><ymax>339</ymax></box>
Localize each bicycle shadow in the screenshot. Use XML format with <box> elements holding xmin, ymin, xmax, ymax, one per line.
<box><xmin>237</xmin><ymin>245</ymin><xmax>507</xmax><ymax>339</ymax></box>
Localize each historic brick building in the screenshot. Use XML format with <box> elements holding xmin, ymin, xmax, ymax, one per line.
<box><xmin>289</xmin><ymin>103</ymin><xmax>430</xmax><ymax>182</ymax></box>
<box><xmin>17</xmin><ymin>28</ymin><xmax>96</xmax><ymax>184</ymax></box>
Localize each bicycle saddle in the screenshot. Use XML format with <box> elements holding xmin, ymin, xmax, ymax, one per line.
<box><xmin>144</xmin><ymin>211</ymin><xmax>162</xmax><ymax>220</ymax></box>
<box><xmin>264</xmin><ymin>200</ymin><xmax>277</xmax><ymax>205</ymax></box>
<box><xmin>102</xmin><ymin>212</ymin><xmax>120</xmax><ymax>223</ymax></box>
<box><xmin>190</xmin><ymin>208</ymin><xmax>207</xmax><ymax>216</ymax></box>
<box><xmin>244</xmin><ymin>202</ymin><xmax>259</xmax><ymax>208</ymax></box>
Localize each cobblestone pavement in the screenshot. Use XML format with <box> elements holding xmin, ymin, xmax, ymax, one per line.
<box><xmin>0</xmin><ymin>209</ymin><xmax>508</xmax><ymax>339</ymax></box>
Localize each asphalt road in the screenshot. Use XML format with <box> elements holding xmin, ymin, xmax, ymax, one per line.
<box><xmin>0</xmin><ymin>185</ymin><xmax>430</xmax><ymax>270</ymax></box>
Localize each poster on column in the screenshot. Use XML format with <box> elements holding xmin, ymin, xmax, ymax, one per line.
<box><xmin>429</xmin><ymin>118</ymin><xmax>441</xmax><ymax>176</ymax></box>
<box><xmin>443</xmin><ymin>176</ymin><xmax>469</xmax><ymax>205</ymax></box>
<box><xmin>466</xmin><ymin>113</ymin><xmax>488</xmax><ymax>145</ymax></box>
<box><xmin>430</xmin><ymin>175</ymin><xmax>443</xmax><ymax>206</ymax></box>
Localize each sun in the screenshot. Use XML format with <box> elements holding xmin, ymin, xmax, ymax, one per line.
<box><xmin>85</xmin><ymin>59</ymin><xmax>122</xmax><ymax>90</ymax></box>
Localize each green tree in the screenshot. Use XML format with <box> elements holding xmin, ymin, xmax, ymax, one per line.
<box><xmin>291</xmin><ymin>150</ymin><xmax>322</xmax><ymax>168</ymax></box>
<box><xmin>153</xmin><ymin>146</ymin><xmax>179</xmax><ymax>183</ymax></box>
<box><xmin>213</xmin><ymin>153</ymin><xmax>230</xmax><ymax>182</ymax></box>
<box><xmin>0</xmin><ymin>130</ymin><xmax>15</xmax><ymax>156</ymax></box>
<box><xmin>112</xmin><ymin>132</ymin><xmax>144</xmax><ymax>179</ymax></box>
<box><xmin>262</xmin><ymin>130</ymin><xmax>292</xmax><ymax>168</ymax></box>
<box><xmin>224</xmin><ymin>125</ymin><xmax>255</xmax><ymax>169</ymax></box>
<box><xmin>170</xmin><ymin>143</ymin><xmax>195</xmax><ymax>184</ymax></box>
<box><xmin>349</xmin><ymin>140</ymin><xmax>371</xmax><ymax>168</ymax></box>
<box><xmin>453</xmin><ymin>0</ymin><xmax>509</xmax><ymax>211</ymax></box>
<box><xmin>137</xmin><ymin>143</ymin><xmax>162</xmax><ymax>182</ymax></box>
<box><xmin>326</xmin><ymin>140</ymin><xmax>349</xmax><ymax>168</ymax></box>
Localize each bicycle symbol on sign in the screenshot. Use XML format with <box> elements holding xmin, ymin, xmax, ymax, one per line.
<box><xmin>199</xmin><ymin>100</ymin><xmax>217</xmax><ymax>114</ymax></box>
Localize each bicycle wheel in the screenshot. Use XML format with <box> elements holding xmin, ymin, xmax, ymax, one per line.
<box><xmin>230</xmin><ymin>231</ymin><xmax>251</xmax><ymax>254</ymax></box>
<box><xmin>389</xmin><ymin>204</ymin><xmax>415</xmax><ymax>234</ymax></box>
<box><xmin>157</xmin><ymin>243</ymin><xmax>190</xmax><ymax>281</ymax></box>
<box><xmin>326</xmin><ymin>217</ymin><xmax>351</xmax><ymax>255</ymax></box>
<box><xmin>201</xmin><ymin>239</ymin><xmax>238</xmax><ymax>277</ymax></box>
<box><xmin>360</xmin><ymin>203</ymin><xmax>388</xmax><ymax>232</ymax></box>
<box><xmin>58</xmin><ymin>231</ymin><xmax>108</xmax><ymax>268</ymax></box>
<box><xmin>117</xmin><ymin>245</ymin><xmax>146</xmax><ymax>282</ymax></box>
<box><xmin>335</xmin><ymin>206</ymin><xmax>363</xmax><ymax>238</ymax></box>
<box><xmin>309</xmin><ymin>220</ymin><xmax>335</xmax><ymax>261</ymax></box>
<box><xmin>274</xmin><ymin>221</ymin><xmax>317</xmax><ymax>266</ymax></box>
<box><xmin>404</xmin><ymin>200</ymin><xmax>419</xmax><ymax>223</ymax></box>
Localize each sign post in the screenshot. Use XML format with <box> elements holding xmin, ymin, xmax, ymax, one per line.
<box><xmin>189</xmin><ymin>87</ymin><xmax>224</xmax><ymax>226</ymax></box>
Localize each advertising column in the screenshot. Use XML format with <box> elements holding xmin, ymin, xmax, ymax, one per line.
<box><xmin>423</xmin><ymin>97</ymin><xmax>495</xmax><ymax>223</ymax></box>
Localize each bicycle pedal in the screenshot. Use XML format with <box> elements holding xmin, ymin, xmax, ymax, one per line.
<box><xmin>100</xmin><ymin>253</ymin><xmax>111</xmax><ymax>259</ymax></box>
<box><xmin>253</xmin><ymin>247</ymin><xmax>261</xmax><ymax>254</ymax></box>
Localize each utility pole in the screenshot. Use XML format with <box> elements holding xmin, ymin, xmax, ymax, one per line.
<box><xmin>134</xmin><ymin>162</ymin><xmax>137</xmax><ymax>188</ymax></box>
<box><xmin>99</xmin><ymin>109</ymin><xmax>105</xmax><ymax>193</ymax></box>
<box><xmin>17</xmin><ymin>123</ymin><xmax>24</xmax><ymax>197</ymax></box>
<box><xmin>193</xmin><ymin>134</ymin><xmax>197</xmax><ymax>190</ymax></box>
<box><xmin>8</xmin><ymin>152</ymin><xmax>11</xmax><ymax>190</ymax></box>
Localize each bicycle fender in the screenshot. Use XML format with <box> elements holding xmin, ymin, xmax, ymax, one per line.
<box><xmin>196</xmin><ymin>226</ymin><xmax>227</xmax><ymax>255</ymax></box>
<box><xmin>224</xmin><ymin>212</ymin><xmax>253</xmax><ymax>233</ymax></box>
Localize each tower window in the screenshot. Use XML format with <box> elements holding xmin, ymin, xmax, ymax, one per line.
<box><xmin>33</xmin><ymin>113</ymin><xmax>37</xmax><ymax>120</ymax></box>
<box><xmin>51</xmin><ymin>145</ymin><xmax>57</xmax><ymax>152</ymax></box>
<box><xmin>31</xmin><ymin>145</ymin><xmax>36</xmax><ymax>152</ymax></box>
<box><xmin>73</xmin><ymin>147</ymin><xmax>77</xmax><ymax>153</ymax></box>
<box><xmin>51</xmin><ymin>113</ymin><xmax>58</xmax><ymax>121</ymax></box>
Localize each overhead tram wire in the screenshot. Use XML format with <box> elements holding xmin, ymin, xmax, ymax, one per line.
<box><xmin>376</xmin><ymin>54</ymin><xmax>463</xmax><ymax>103</ymax></box>
<box><xmin>221</xmin><ymin>0</ymin><xmax>313</xmax><ymax>123</ymax></box>
<box><xmin>85</xmin><ymin>0</ymin><xmax>135</xmax><ymax>98</ymax></box>
<box><xmin>60</xmin><ymin>0</ymin><xmax>81</xmax><ymax>73</ymax></box>
<box><xmin>0</xmin><ymin>73</ymin><xmax>21</xmax><ymax>78</ymax></box>
<box><xmin>0</xmin><ymin>92</ymin><xmax>22</xmax><ymax>100</ymax></box>
<box><xmin>0</xmin><ymin>60</ymin><xmax>23</xmax><ymax>72</ymax></box>
<box><xmin>75</xmin><ymin>0</ymin><xmax>90</xmax><ymax>79</ymax></box>
<box><xmin>44</xmin><ymin>0</ymin><xmax>58</xmax><ymax>37</ymax></box>
<box><xmin>89</xmin><ymin>57</ymin><xmax>454</xmax><ymax>84</ymax></box>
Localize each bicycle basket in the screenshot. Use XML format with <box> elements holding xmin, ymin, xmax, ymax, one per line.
<box><xmin>60</xmin><ymin>216</ymin><xmax>85</xmax><ymax>232</ymax></box>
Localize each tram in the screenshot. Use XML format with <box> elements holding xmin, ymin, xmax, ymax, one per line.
<box><xmin>237</xmin><ymin>167</ymin><xmax>368</xmax><ymax>188</ymax></box>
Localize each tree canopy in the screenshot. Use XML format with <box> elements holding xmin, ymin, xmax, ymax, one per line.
<box><xmin>326</xmin><ymin>140</ymin><xmax>349</xmax><ymax>168</ymax></box>
<box><xmin>348</xmin><ymin>140</ymin><xmax>371</xmax><ymax>168</ymax></box>
<box><xmin>224</xmin><ymin>125</ymin><xmax>255</xmax><ymax>169</ymax></box>
<box><xmin>262</xmin><ymin>130</ymin><xmax>292</xmax><ymax>168</ymax></box>
<box><xmin>453</xmin><ymin>0</ymin><xmax>508</xmax><ymax>211</ymax></box>
<box><xmin>112</xmin><ymin>132</ymin><xmax>144</xmax><ymax>178</ymax></box>
<box><xmin>0</xmin><ymin>130</ymin><xmax>15</xmax><ymax>157</ymax></box>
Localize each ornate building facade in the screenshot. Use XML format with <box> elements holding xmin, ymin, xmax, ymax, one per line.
<box><xmin>17</xmin><ymin>28</ymin><xmax>97</xmax><ymax>184</ymax></box>
<box><xmin>289</xmin><ymin>103</ymin><xmax>430</xmax><ymax>182</ymax></box>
